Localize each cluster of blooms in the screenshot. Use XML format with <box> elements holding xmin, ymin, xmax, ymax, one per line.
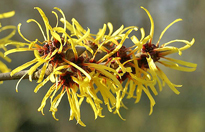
<box><xmin>0</xmin><ymin>11</ymin><xmax>16</xmax><ymax>78</ymax></box>
<box><xmin>4</xmin><ymin>7</ymin><xmax>197</xmax><ymax>126</ymax></box>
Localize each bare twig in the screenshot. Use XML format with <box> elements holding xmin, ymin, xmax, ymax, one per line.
<box><xmin>0</xmin><ymin>70</ymin><xmax>30</xmax><ymax>81</ymax></box>
<box><xmin>0</xmin><ymin>63</ymin><xmax>53</xmax><ymax>81</ymax></box>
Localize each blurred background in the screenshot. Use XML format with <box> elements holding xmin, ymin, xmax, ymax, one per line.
<box><xmin>0</xmin><ymin>0</ymin><xmax>204</xmax><ymax>132</ymax></box>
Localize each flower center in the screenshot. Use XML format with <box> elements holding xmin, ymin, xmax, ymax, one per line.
<box><xmin>110</xmin><ymin>46</ymin><xmax>131</xmax><ymax>63</ymax></box>
<box><xmin>38</xmin><ymin>38</ymin><xmax>68</xmax><ymax>65</ymax></box>
<box><xmin>138</xmin><ymin>43</ymin><xmax>160</xmax><ymax>68</ymax></box>
<box><xmin>59</xmin><ymin>71</ymin><xmax>75</xmax><ymax>87</ymax></box>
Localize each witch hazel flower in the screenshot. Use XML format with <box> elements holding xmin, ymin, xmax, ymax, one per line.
<box><xmin>3</xmin><ymin>6</ymin><xmax>197</xmax><ymax>127</ymax></box>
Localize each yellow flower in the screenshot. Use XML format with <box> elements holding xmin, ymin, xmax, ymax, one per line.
<box><xmin>0</xmin><ymin>11</ymin><xmax>15</xmax><ymax>72</ymax></box>
<box><xmin>0</xmin><ymin>11</ymin><xmax>18</xmax><ymax>84</ymax></box>
<box><xmin>129</xmin><ymin>7</ymin><xmax>197</xmax><ymax>99</ymax></box>
<box><xmin>3</xmin><ymin>6</ymin><xmax>197</xmax><ymax>126</ymax></box>
<box><xmin>4</xmin><ymin>7</ymin><xmax>136</xmax><ymax>126</ymax></box>
<box><xmin>34</xmin><ymin>65</ymin><xmax>87</xmax><ymax>126</ymax></box>
<box><xmin>4</xmin><ymin>7</ymin><xmax>93</xmax><ymax>126</ymax></box>
<box><xmin>5</xmin><ymin>7</ymin><xmax>78</xmax><ymax>84</ymax></box>
<box><xmin>61</xmin><ymin>18</ymin><xmax>138</xmax><ymax>63</ymax></box>
<box><xmin>101</xmin><ymin>6</ymin><xmax>197</xmax><ymax>115</ymax></box>
<box><xmin>34</xmin><ymin>59</ymin><xmax>125</xmax><ymax>126</ymax></box>
<box><xmin>106</xmin><ymin>49</ymin><xmax>157</xmax><ymax>115</ymax></box>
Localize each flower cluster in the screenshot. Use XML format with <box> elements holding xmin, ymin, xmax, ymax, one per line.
<box><xmin>0</xmin><ymin>11</ymin><xmax>24</xmax><ymax>84</ymax></box>
<box><xmin>0</xmin><ymin>11</ymin><xmax>16</xmax><ymax>74</ymax></box>
<box><xmin>5</xmin><ymin>7</ymin><xmax>197</xmax><ymax>126</ymax></box>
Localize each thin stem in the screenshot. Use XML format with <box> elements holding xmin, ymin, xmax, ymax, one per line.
<box><xmin>0</xmin><ymin>64</ymin><xmax>53</xmax><ymax>81</ymax></box>
<box><xmin>0</xmin><ymin>70</ymin><xmax>33</xmax><ymax>81</ymax></box>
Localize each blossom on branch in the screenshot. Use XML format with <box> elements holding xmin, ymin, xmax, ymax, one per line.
<box><xmin>4</xmin><ymin>7</ymin><xmax>136</xmax><ymax>126</ymax></box>
<box><xmin>120</xmin><ymin>6</ymin><xmax>197</xmax><ymax>114</ymax></box>
<box><xmin>2</xmin><ymin>6</ymin><xmax>197</xmax><ymax>127</ymax></box>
